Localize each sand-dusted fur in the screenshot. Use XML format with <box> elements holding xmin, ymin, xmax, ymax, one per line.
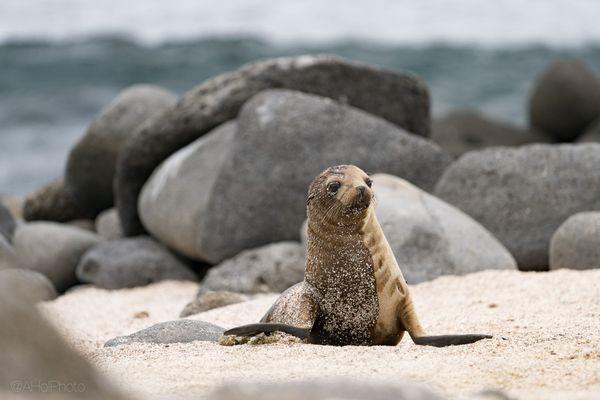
<box><xmin>225</xmin><ymin>165</ymin><xmax>491</xmax><ymax>346</ymax></box>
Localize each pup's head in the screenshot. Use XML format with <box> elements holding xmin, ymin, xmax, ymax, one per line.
<box><xmin>306</xmin><ymin>165</ymin><xmax>373</xmax><ymax>228</ymax></box>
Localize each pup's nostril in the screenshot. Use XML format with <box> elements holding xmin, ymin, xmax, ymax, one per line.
<box><xmin>356</xmin><ymin>186</ymin><xmax>366</xmax><ymax>196</ymax></box>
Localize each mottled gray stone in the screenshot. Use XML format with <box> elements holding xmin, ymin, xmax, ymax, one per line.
<box><xmin>0</xmin><ymin>280</ymin><xmax>127</xmax><ymax>399</ymax></box>
<box><xmin>0</xmin><ymin>269</ymin><xmax>57</xmax><ymax>304</ymax></box>
<box><xmin>95</xmin><ymin>208</ymin><xmax>124</xmax><ymax>240</ymax></box>
<box><xmin>180</xmin><ymin>291</ymin><xmax>247</xmax><ymax>317</ymax></box>
<box><xmin>66</xmin><ymin>85</ymin><xmax>176</xmax><ymax>215</ymax></box>
<box><xmin>435</xmin><ymin>144</ymin><xmax>600</xmax><ymax>270</ymax></box>
<box><xmin>0</xmin><ymin>235</ymin><xmax>17</xmax><ymax>270</ymax></box>
<box><xmin>432</xmin><ymin>109</ymin><xmax>550</xmax><ymax>158</ymax></box>
<box><xmin>529</xmin><ymin>59</ymin><xmax>600</xmax><ymax>142</ymax></box>
<box><xmin>0</xmin><ymin>195</ymin><xmax>23</xmax><ymax>220</ymax></box>
<box><xmin>373</xmin><ymin>174</ymin><xmax>516</xmax><ymax>282</ymax></box>
<box><xmin>23</xmin><ymin>179</ymin><xmax>92</xmax><ymax>222</ymax></box>
<box><xmin>104</xmin><ymin>320</ymin><xmax>225</xmax><ymax>347</ymax></box>
<box><xmin>577</xmin><ymin>117</ymin><xmax>600</xmax><ymax>143</ymax></box>
<box><xmin>469</xmin><ymin>389</ymin><xmax>517</xmax><ymax>400</ymax></box>
<box><xmin>139</xmin><ymin>121</ymin><xmax>237</xmax><ymax>259</ymax></box>
<box><xmin>13</xmin><ymin>222</ymin><xmax>101</xmax><ymax>291</ymax></box>
<box><xmin>117</xmin><ymin>54</ymin><xmax>431</xmax><ymax>235</ymax></box>
<box><xmin>140</xmin><ymin>90</ymin><xmax>449</xmax><ymax>263</ymax></box>
<box><xmin>206</xmin><ymin>380</ymin><xmax>445</xmax><ymax>400</ymax></box>
<box><xmin>550</xmin><ymin>212</ymin><xmax>600</xmax><ymax>270</ymax></box>
<box><xmin>76</xmin><ymin>236</ymin><xmax>197</xmax><ymax>289</ymax></box>
<box><xmin>202</xmin><ymin>242</ymin><xmax>305</xmax><ymax>293</ymax></box>
<box><xmin>0</xmin><ymin>203</ymin><xmax>15</xmax><ymax>241</ymax></box>
<box><xmin>68</xmin><ymin>219</ymin><xmax>96</xmax><ymax>232</ymax></box>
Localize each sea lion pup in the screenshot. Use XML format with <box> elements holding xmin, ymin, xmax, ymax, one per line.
<box><xmin>224</xmin><ymin>165</ymin><xmax>492</xmax><ymax>347</ymax></box>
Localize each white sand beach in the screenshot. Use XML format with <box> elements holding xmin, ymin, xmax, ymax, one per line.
<box><xmin>39</xmin><ymin>269</ymin><xmax>600</xmax><ymax>400</ymax></box>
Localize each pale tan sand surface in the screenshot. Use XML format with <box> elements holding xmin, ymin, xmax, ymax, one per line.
<box><xmin>40</xmin><ymin>270</ymin><xmax>600</xmax><ymax>400</ymax></box>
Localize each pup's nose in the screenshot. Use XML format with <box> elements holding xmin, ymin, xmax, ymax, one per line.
<box><xmin>356</xmin><ymin>186</ymin><xmax>367</xmax><ymax>197</ymax></box>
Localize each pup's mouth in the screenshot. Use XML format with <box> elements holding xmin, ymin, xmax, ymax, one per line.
<box><xmin>347</xmin><ymin>189</ymin><xmax>372</xmax><ymax>211</ymax></box>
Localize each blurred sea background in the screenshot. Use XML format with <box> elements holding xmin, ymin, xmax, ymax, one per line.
<box><xmin>1</xmin><ymin>0</ymin><xmax>600</xmax><ymax>194</ymax></box>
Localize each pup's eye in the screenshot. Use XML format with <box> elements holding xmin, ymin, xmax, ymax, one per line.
<box><xmin>365</xmin><ymin>178</ymin><xmax>373</xmax><ymax>188</ymax></box>
<box><xmin>327</xmin><ymin>181</ymin><xmax>341</xmax><ymax>193</ymax></box>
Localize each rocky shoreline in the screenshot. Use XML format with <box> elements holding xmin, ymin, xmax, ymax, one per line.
<box><xmin>1</xmin><ymin>54</ymin><xmax>600</xmax><ymax>399</ymax></box>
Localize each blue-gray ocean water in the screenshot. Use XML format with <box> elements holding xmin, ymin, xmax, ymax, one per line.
<box><xmin>1</xmin><ymin>37</ymin><xmax>600</xmax><ymax>194</ymax></box>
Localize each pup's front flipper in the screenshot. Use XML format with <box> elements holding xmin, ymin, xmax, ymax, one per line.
<box><xmin>412</xmin><ymin>334</ymin><xmax>492</xmax><ymax>347</ymax></box>
<box><xmin>396</xmin><ymin>286</ymin><xmax>492</xmax><ymax>347</ymax></box>
<box><xmin>222</xmin><ymin>282</ymin><xmax>319</xmax><ymax>343</ymax></box>
<box><xmin>224</xmin><ymin>323</ymin><xmax>311</xmax><ymax>340</ymax></box>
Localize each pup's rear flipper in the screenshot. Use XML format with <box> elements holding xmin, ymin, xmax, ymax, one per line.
<box><xmin>224</xmin><ymin>323</ymin><xmax>311</xmax><ymax>340</ymax></box>
<box><xmin>413</xmin><ymin>334</ymin><xmax>492</xmax><ymax>347</ymax></box>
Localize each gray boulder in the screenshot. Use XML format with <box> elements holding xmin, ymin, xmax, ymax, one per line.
<box><xmin>76</xmin><ymin>236</ymin><xmax>197</xmax><ymax>289</ymax></box>
<box><xmin>13</xmin><ymin>222</ymin><xmax>101</xmax><ymax>291</ymax></box>
<box><xmin>117</xmin><ymin>54</ymin><xmax>431</xmax><ymax>235</ymax></box>
<box><xmin>140</xmin><ymin>90</ymin><xmax>450</xmax><ymax>263</ymax></box>
<box><xmin>0</xmin><ymin>269</ymin><xmax>57</xmax><ymax>304</ymax></box>
<box><xmin>139</xmin><ymin>121</ymin><xmax>237</xmax><ymax>258</ymax></box>
<box><xmin>200</xmin><ymin>242</ymin><xmax>305</xmax><ymax>293</ymax></box>
<box><xmin>180</xmin><ymin>241</ymin><xmax>306</xmax><ymax>316</ymax></box>
<box><xmin>95</xmin><ymin>208</ymin><xmax>124</xmax><ymax>240</ymax></box>
<box><xmin>577</xmin><ymin>117</ymin><xmax>600</xmax><ymax>143</ymax></box>
<box><xmin>435</xmin><ymin>144</ymin><xmax>600</xmax><ymax>270</ymax></box>
<box><xmin>0</xmin><ymin>280</ymin><xmax>127</xmax><ymax>399</ymax></box>
<box><xmin>0</xmin><ymin>203</ymin><xmax>15</xmax><ymax>241</ymax></box>
<box><xmin>207</xmin><ymin>381</ymin><xmax>444</xmax><ymax>400</ymax></box>
<box><xmin>0</xmin><ymin>236</ymin><xmax>17</xmax><ymax>269</ymax></box>
<box><xmin>301</xmin><ymin>175</ymin><xmax>516</xmax><ymax>283</ymax></box>
<box><xmin>372</xmin><ymin>174</ymin><xmax>516</xmax><ymax>282</ymax></box>
<box><xmin>529</xmin><ymin>59</ymin><xmax>600</xmax><ymax>142</ymax></box>
<box><xmin>68</xmin><ymin>219</ymin><xmax>96</xmax><ymax>232</ymax></box>
<box><xmin>432</xmin><ymin>109</ymin><xmax>550</xmax><ymax>158</ymax></box>
<box><xmin>66</xmin><ymin>85</ymin><xmax>176</xmax><ymax>215</ymax></box>
<box><xmin>0</xmin><ymin>195</ymin><xmax>23</xmax><ymax>220</ymax></box>
<box><xmin>104</xmin><ymin>320</ymin><xmax>225</xmax><ymax>347</ymax></box>
<box><xmin>180</xmin><ymin>291</ymin><xmax>247</xmax><ymax>317</ymax></box>
<box><xmin>23</xmin><ymin>179</ymin><xmax>92</xmax><ymax>222</ymax></box>
<box><xmin>550</xmin><ymin>212</ymin><xmax>600</xmax><ymax>270</ymax></box>
<box><xmin>469</xmin><ymin>390</ymin><xmax>516</xmax><ymax>400</ymax></box>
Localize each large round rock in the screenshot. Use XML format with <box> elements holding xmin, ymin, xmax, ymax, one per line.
<box><xmin>104</xmin><ymin>320</ymin><xmax>224</xmax><ymax>347</ymax></box>
<box><xmin>66</xmin><ymin>85</ymin><xmax>176</xmax><ymax>216</ymax></box>
<box><xmin>200</xmin><ymin>241</ymin><xmax>305</xmax><ymax>294</ymax></box>
<box><xmin>76</xmin><ymin>236</ymin><xmax>197</xmax><ymax>289</ymax></box>
<box><xmin>577</xmin><ymin>117</ymin><xmax>600</xmax><ymax>143</ymax></box>
<box><xmin>13</xmin><ymin>222</ymin><xmax>101</xmax><ymax>291</ymax></box>
<box><xmin>207</xmin><ymin>380</ymin><xmax>444</xmax><ymax>400</ymax></box>
<box><xmin>0</xmin><ymin>235</ymin><xmax>18</xmax><ymax>269</ymax></box>
<box><xmin>117</xmin><ymin>54</ymin><xmax>431</xmax><ymax>235</ymax></box>
<box><xmin>529</xmin><ymin>60</ymin><xmax>600</xmax><ymax>142</ymax></box>
<box><xmin>95</xmin><ymin>208</ymin><xmax>124</xmax><ymax>240</ymax></box>
<box><xmin>550</xmin><ymin>212</ymin><xmax>600</xmax><ymax>270</ymax></box>
<box><xmin>0</xmin><ymin>284</ymin><xmax>127</xmax><ymax>399</ymax></box>
<box><xmin>23</xmin><ymin>179</ymin><xmax>92</xmax><ymax>222</ymax></box>
<box><xmin>0</xmin><ymin>203</ymin><xmax>15</xmax><ymax>241</ymax></box>
<box><xmin>140</xmin><ymin>90</ymin><xmax>450</xmax><ymax>263</ymax></box>
<box><xmin>434</xmin><ymin>144</ymin><xmax>600</xmax><ymax>270</ymax></box>
<box><xmin>370</xmin><ymin>174</ymin><xmax>515</xmax><ymax>283</ymax></box>
<box><xmin>432</xmin><ymin>109</ymin><xmax>550</xmax><ymax>158</ymax></box>
<box><xmin>0</xmin><ymin>269</ymin><xmax>57</xmax><ymax>304</ymax></box>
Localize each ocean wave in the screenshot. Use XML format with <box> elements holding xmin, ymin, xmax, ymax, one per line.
<box><xmin>2</xmin><ymin>0</ymin><xmax>600</xmax><ymax>47</ymax></box>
